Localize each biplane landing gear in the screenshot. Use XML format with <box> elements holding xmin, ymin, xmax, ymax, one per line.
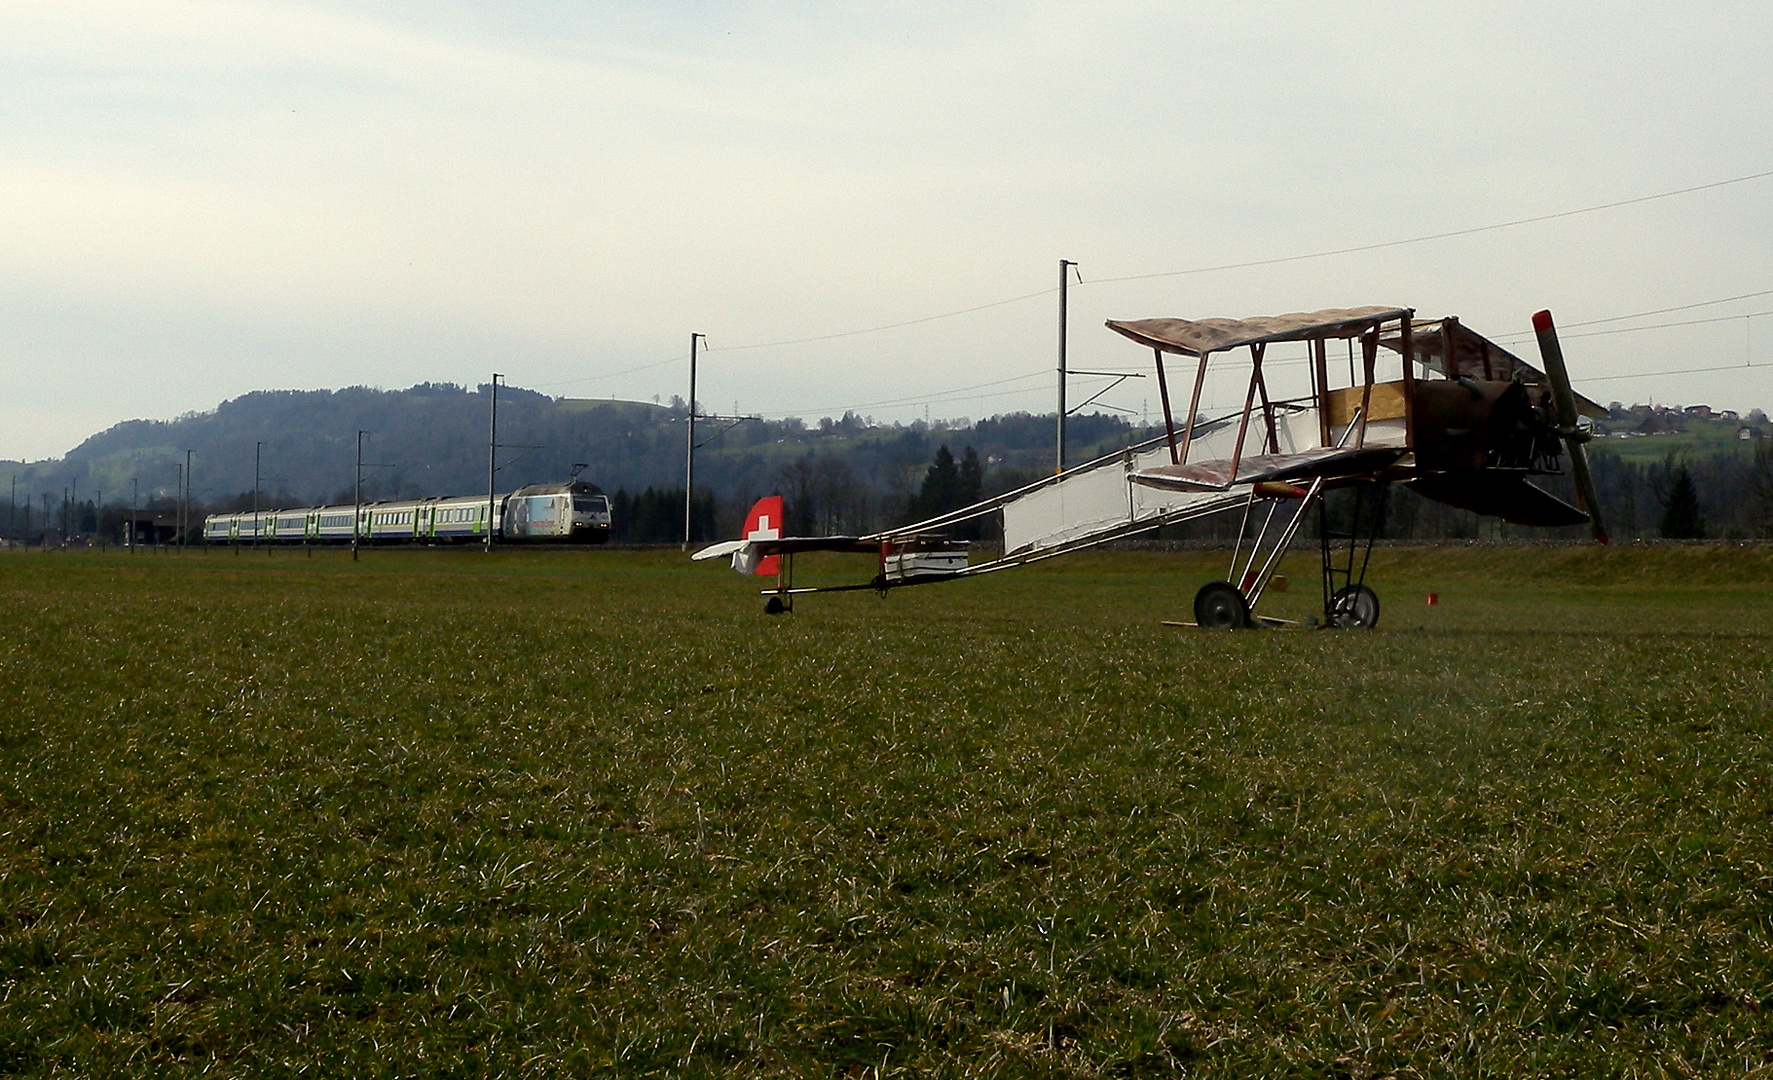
<box><xmin>1194</xmin><ymin>581</ymin><xmax>1252</xmax><ymax>629</ymax></box>
<box><xmin>1329</xmin><ymin>584</ymin><xmax>1379</xmax><ymax>629</ymax></box>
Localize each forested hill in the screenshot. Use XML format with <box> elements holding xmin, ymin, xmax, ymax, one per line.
<box><xmin>0</xmin><ymin>382</ymin><xmax>1149</xmax><ymax>535</ymax></box>
<box><xmin>9</xmin><ymin>384</ymin><xmax>1773</xmax><ymax>542</ymax></box>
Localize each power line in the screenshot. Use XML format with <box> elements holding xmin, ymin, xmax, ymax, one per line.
<box><xmin>1542</xmin><ymin>309</ymin><xmax>1773</xmax><ymax>341</ymax></box>
<box><xmin>709</xmin><ymin>288</ymin><xmax>1058</xmax><ymax>353</ymax></box>
<box><xmin>754</xmin><ymin>369</ymin><xmax>1051</xmax><ymax>419</ymax></box>
<box><xmin>1087</xmin><ymin>168</ymin><xmax>1773</xmax><ymax>285</ymax></box>
<box><xmin>532</xmin><ymin>167</ymin><xmax>1772</xmax><ymax>397</ymax></box>
<box><xmin>1544</xmin><ymin>288</ymin><xmax>1773</xmax><ymax>329</ymax></box>
<box><xmin>1583</xmin><ymin>361</ymin><xmax>1766</xmax><ymax>385</ymax></box>
<box><xmin>1490</xmin><ymin>289</ymin><xmax>1773</xmax><ymax>343</ymax></box>
<box><xmin>702</xmin><ymin>166</ymin><xmax>1772</xmax><ymax>357</ymax></box>
<box><xmin>532</xmin><ymin>352</ymin><xmax>687</xmax><ymax>389</ymax></box>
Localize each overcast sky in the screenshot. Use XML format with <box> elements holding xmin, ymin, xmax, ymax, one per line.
<box><xmin>4</xmin><ymin>0</ymin><xmax>1771</xmax><ymax>460</ymax></box>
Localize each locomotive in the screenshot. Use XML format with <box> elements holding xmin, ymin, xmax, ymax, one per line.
<box><xmin>202</xmin><ymin>481</ymin><xmax>612</xmax><ymax>545</ymax></box>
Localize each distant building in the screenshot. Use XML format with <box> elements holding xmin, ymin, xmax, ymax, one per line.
<box><xmin>1684</xmin><ymin>404</ymin><xmax>1714</xmax><ymax>419</ymax></box>
<box><xmin>1740</xmin><ymin>426</ymin><xmax>1761</xmax><ymax>441</ymax></box>
<box><xmin>1721</xmin><ymin>409</ymin><xmax>1740</xmax><ymax>421</ymax></box>
<box><xmin>122</xmin><ymin>512</ymin><xmax>182</xmax><ymax>546</ymax></box>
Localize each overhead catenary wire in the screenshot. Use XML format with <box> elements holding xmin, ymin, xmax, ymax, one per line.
<box><xmin>1486</xmin><ymin>291</ymin><xmax>1773</xmax><ymax>345</ymax></box>
<box><xmin>530</xmin><ymin>166</ymin><xmax>1773</xmax><ymax>416</ymax></box>
<box><xmin>705</xmin><ymin>289</ymin><xmax>1059</xmax><ymax>353</ymax></box>
<box><xmin>1086</xmin><ymin>168</ymin><xmax>1773</xmax><ymax>285</ymax></box>
<box><xmin>532</xmin><ymin>352</ymin><xmax>687</xmax><ymax>389</ymax></box>
<box><xmin>705</xmin><ymin>166</ymin><xmax>1773</xmax><ymax>355</ymax></box>
<box><xmin>1583</xmin><ymin>361</ymin><xmax>1767</xmax><ymax>385</ymax></box>
<box><xmin>1528</xmin><ymin>308</ymin><xmax>1773</xmax><ymax>342</ymax></box>
<box><xmin>748</xmin><ymin>369</ymin><xmax>1052</xmax><ymax>420</ymax></box>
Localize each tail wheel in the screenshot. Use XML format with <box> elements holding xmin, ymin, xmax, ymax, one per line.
<box><xmin>1193</xmin><ymin>581</ymin><xmax>1251</xmax><ymax>629</ymax></box>
<box><xmin>1329</xmin><ymin>584</ymin><xmax>1380</xmax><ymax>629</ymax></box>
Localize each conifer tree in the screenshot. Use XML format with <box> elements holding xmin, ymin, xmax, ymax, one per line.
<box><xmin>1659</xmin><ymin>465</ymin><xmax>1705</xmax><ymax>539</ymax></box>
<box><xmin>908</xmin><ymin>445</ymin><xmax>960</xmax><ymax>522</ymax></box>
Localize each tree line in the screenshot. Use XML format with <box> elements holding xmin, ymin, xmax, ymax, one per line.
<box><xmin>5</xmin><ymin>382</ymin><xmax>1771</xmax><ymax>546</ymax></box>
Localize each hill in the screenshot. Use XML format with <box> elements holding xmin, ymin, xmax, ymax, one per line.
<box><xmin>0</xmin><ymin>384</ymin><xmax>1150</xmax><ymax>538</ymax></box>
<box><xmin>7</xmin><ymin>386</ymin><xmax>1773</xmax><ymax>543</ymax></box>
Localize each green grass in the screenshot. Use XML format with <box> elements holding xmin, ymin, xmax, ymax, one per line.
<box><xmin>3</xmin><ymin>545</ymin><xmax>1773</xmax><ymax>1077</ymax></box>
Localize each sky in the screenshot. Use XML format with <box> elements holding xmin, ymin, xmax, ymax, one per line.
<box><xmin>3</xmin><ymin>0</ymin><xmax>1771</xmax><ymax>460</ymax></box>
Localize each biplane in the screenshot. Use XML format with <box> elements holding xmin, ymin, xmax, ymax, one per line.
<box><xmin>693</xmin><ymin>307</ymin><xmax>1607</xmax><ymax>627</ymax></box>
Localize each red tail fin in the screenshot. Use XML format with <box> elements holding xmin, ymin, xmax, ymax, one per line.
<box><xmin>743</xmin><ymin>496</ymin><xmax>784</xmax><ymax>576</ymax></box>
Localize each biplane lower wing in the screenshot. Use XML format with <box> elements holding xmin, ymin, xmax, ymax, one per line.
<box><xmin>1130</xmin><ymin>446</ymin><xmax>1409</xmax><ymax>493</ymax></box>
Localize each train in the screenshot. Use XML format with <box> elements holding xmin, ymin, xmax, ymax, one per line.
<box><xmin>202</xmin><ymin>481</ymin><xmax>612</xmax><ymax>545</ymax></box>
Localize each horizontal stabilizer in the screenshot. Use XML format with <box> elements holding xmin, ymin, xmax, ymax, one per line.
<box><xmin>737</xmin><ymin>536</ymin><xmax>880</xmax><ymax>556</ymax></box>
<box><xmin>1132</xmin><ymin>446</ymin><xmax>1408</xmax><ymax>493</ymax></box>
<box><xmin>690</xmin><ymin>539</ymin><xmax>747</xmax><ymax>562</ymax></box>
<box><xmin>1407</xmin><ymin>472</ymin><xmax>1589</xmax><ymax>527</ymax></box>
<box><xmin>693</xmin><ymin>535</ymin><xmax>885</xmax><ymax>575</ymax></box>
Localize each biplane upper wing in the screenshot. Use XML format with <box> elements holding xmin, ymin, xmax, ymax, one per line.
<box><xmin>1130</xmin><ymin>446</ymin><xmax>1409</xmax><ymax>493</ymax></box>
<box><xmin>1106</xmin><ymin>306</ymin><xmax>1411</xmax><ymax>357</ymax></box>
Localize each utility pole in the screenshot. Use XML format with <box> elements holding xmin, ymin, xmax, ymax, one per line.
<box><xmin>486</xmin><ymin>374</ymin><xmax>501</xmax><ymax>553</ymax></box>
<box><xmin>352</xmin><ymin>433</ymin><xmax>398</xmax><ymax>561</ymax></box>
<box><xmin>183</xmin><ymin>450</ymin><xmax>193</xmax><ymax>549</ymax></box>
<box><xmin>69</xmin><ymin>478</ymin><xmax>78</xmax><ymax>540</ymax></box>
<box><xmin>253</xmin><ymin>441</ymin><xmax>264</xmax><ymax>549</ymax></box>
<box><xmin>355</xmin><ymin>430</ymin><xmax>366</xmax><ymax>561</ymax></box>
<box><xmin>684</xmin><ymin>333</ymin><xmax>705</xmax><ymax>549</ymax></box>
<box><xmin>1057</xmin><ymin>259</ymin><xmax>1077</xmax><ymax>474</ymax></box>
<box><xmin>130</xmin><ymin>478</ymin><xmax>138</xmax><ymax>553</ymax></box>
<box><xmin>41</xmin><ymin>493</ymin><xmax>49</xmax><ymax>549</ymax></box>
<box><xmin>8</xmin><ymin>475</ymin><xmax>14</xmax><ymax>544</ymax></box>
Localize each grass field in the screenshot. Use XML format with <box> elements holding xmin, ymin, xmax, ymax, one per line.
<box><xmin>3</xmin><ymin>544</ymin><xmax>1773</xmax><ymax>1077</ymax></box>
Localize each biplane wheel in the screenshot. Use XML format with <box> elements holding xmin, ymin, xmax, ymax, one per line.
<box><xmin>764</xmin><ymin>596</ymin><xmax>787</xmax><ymax>615</ymax></box>
<box><xmin>1329</xmin><ymin>585</ymin><xmax>1380</xmax><ymax>629</ymax></box>
<box><xmin>1193</xmin><ymin>581</ymin><xmax>1252</xmax><ymax>629</ymax></box>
